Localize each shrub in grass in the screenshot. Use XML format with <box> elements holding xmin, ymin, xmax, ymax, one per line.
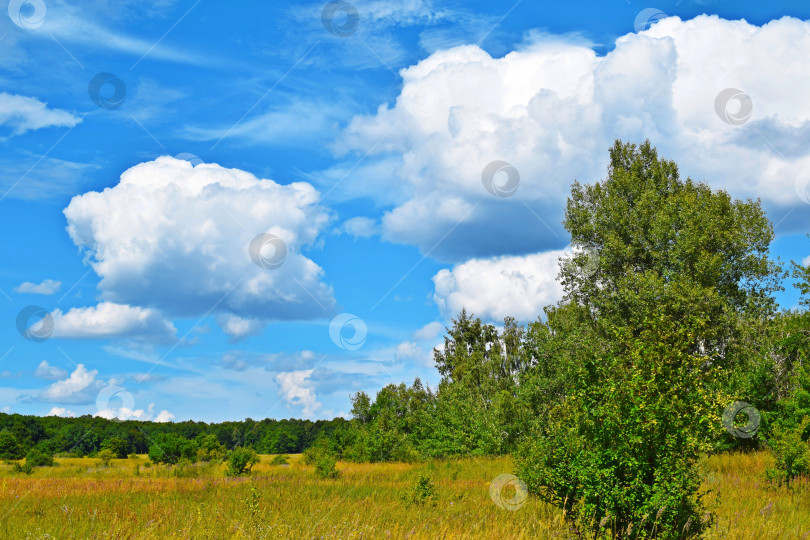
<box><xmin>25</xmin><ymin>448</ymin><xmax>54</xmax><ymax>467</ymax></box>
<box><xmin>195</xmin><ymin>434</ymin><xmax>227</xmax><ymax>463</ymax></box>
<box><xmin>402</xmin><ymin>473</ymin><xmax>437</xmax><ymax>506</ymax></box>
<box><xmin>98</xmin><ymin>449</ymin><xmax>114</xmax><ymax>467</ymax></box>
<box><xmin>12</xmin><ymin>462</ymin><xmax>33</xmax><ymax>475</ymax></box>
<box><xmin>270</xmin><ymin>454</ymin><xmax>289</xmax><ymax>466</ymax></box>
<box><xmin>225</xmin><ymin>447</ymin><xmax>259</xmax><ymax>476</ymax></box>
<box><xmin>766</xmin><ymin>418</ymin><xmax>810</xmax><ymax>486</ymax></box>
<box><xmin>314</xmin><ymin>452</ymin><xmax>340</xmax><ymax>479</ymax></box>
<box><xmin>302</xmin><ymin>446</ymin><xmax>319</xmax><ymax>466</ymax></box>
<box><xmin>173</xmin><ymin>458</ymin><xmax>201</xmax><ymax>478</ymax></box>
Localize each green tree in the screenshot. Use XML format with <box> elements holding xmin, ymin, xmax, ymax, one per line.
<box><xmin>195</xmin><ymin>433</ymin><xmax>227</xmax><ymax>462</ymax></box>
<box><xmin>0</xmin><ymin>430</ymin><xmax>25</xmax><ymax>460</ymax></box>
<box><xmin>98</xmin><ymin>448</ymin><xmax>115</xmax><ymax>467</ymax></box>
<box><xmin>268</xmin><ymin>429</ymin><xmax>299</xmax><ymax>454</ymax></box>
<box><xmin>101</xmin><ymin>437</ymin><xmax>129</xmax><ymax>459</ymax></box>
<box><xmin>148</xmin><ymin>433</ymin><xmax>196</xmax><ymax>465</ymax></box>
<box><xmin>25</xmin><ymin>448</ymin><xmax>54</xmax><ymax>467</ymax></box>
<box><xmin>225</xmin><ymin>447</ymin><xmax>259</xmax><ymax>476</ymax></box>
<box><xmin>350</xmin><ymin>391</ymin><xmax>372</xmax><ymax>424</ymax></box>
<box><xmin>517</xmin><ymin>140</ymin><xmax>780</xmax><ymax>538</ymax></box>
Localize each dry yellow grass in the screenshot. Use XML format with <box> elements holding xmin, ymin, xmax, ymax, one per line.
<box><xmin>0</xmin><ymin>452</ymin><xmax>806</xmax><ymax>539</ymax></box>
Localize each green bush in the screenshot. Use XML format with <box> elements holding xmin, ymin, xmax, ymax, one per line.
<box><xmin>302</xmin><ymin>445</ymin><xmax>320</xmax><ymax>466</ymax></box>
<box><xmin>148</xmin><ymin>433</ymin><xmax>197</xmax><ymax>465</ymax></box>
<box><xmin>225</xmin><ymin>447</ymin><xmax>259</xmax><ymax>476</ymax></box>
<box><xmin>25</xmin><ymin>448</ymin><xmax>54</xmax><ymax>467</ymax></box>
<box><xmin>314</xmin><ymin>451</ymin><xmax>339</xmax><ymax>479</ymax></box>
<box><xmin>402</xmin><ymin>473</ymin><xmax>437</xmax><ymax>506</ymax></box>
<box><xmin>173</xmin><ymin>458</ymin><xmax>201</xmax><ymax>478</ymax></box>
<box><xmin>195</xmin><ymin>434</ymin><xmax>227</xmax><ymax>463</ymax></box>
<box><xmin>270</xmin><ymin>454</ymin><xmax>289</xmax><ymax>466</ymax></box>
<box><xmin>98</xmin><ymin>449</ymin><xmax>114</xmax><ymax>467</ymax></box>
<box><xmin>302</xmin><ymin>442</ymin><xmax>340</xmax><ymax>478</ymax></box>
<box><xmin>12</xmin><ymin>462</ymin><xmax>33</xmax><ymax>475</ymax></box>
<box><xmin>766</xmin><ymin>418</ymin><xmax>810</xmax><ymax>485</ymax></box>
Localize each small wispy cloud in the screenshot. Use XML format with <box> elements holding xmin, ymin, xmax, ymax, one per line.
<box><xmin>14</xmin><ymin>279</ymin><xmax>61</xmax><ymax>295</ymax></box>
<box><xmin>0</xmin><ymin>93</ymin><xmax>80</xmax><ymax>136</ymax></box>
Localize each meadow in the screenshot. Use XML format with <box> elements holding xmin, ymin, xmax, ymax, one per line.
<box><xmin>0</xmin><ymin>452</ymin><xmax>806</xmax><ymax>539</ymax></box>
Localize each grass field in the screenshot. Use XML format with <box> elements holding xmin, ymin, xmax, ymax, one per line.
<box><xmin>0</xmin><ymin>452</ymin><xmax>807</xmax><ymax>539</ymax></box>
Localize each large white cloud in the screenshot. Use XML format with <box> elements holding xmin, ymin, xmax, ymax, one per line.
<box><xmin>333</xmin><ymin>15</ymin><xmax>810</xmax><ymax>261</ymax></box>
<box><xmin>63</xmin><ymin>157</ymin><xmax>337</xmax><ymax>334</ymax></box>
<box><xmin>433</xmin><ymin>249</ymin><xmax>566</xmax><ymax>322</ymax></box>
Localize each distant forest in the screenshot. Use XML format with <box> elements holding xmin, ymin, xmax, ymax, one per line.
<box><xmin>0</xmin><ymin>413</ymin><xmax>346</xmax><ymax>458</ymax></box>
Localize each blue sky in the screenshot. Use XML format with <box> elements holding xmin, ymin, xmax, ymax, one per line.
<box><xmin>1</xmin><ymin>0</ymin><xmax>809</xmax><ymax>422</ymax></box>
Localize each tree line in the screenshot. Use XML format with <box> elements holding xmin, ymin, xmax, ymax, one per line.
<box><xmin>0</xmin><ymin>413</ymin><xmax>347</xmax><ymax>461</ymax></box>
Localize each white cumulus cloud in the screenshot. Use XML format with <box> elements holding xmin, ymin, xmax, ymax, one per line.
<box><xmin>413</xmin><ymin>321</ymin><xmax>443</xmax><ymax>341</ymax></box>
<box><xmin>50</xmin><ymin>302</ymin><xmax>177</xmax><ymax>341</ymax></box>
<box><xmin>275</xmin><ymin>369</ymin><xmax>321</xmax><ymax>418</ymax></box>
<box><xmin>14</xmin><ymin>279</ymin><xmax>61</xmax><ymax>295</ymax></box>
<box><xmin>63</xmin><ymin>157</ymin><xmax>337</xmax><ymax>337</ymax></box>
<box><xmin>39</xmin><ymin>364</ymin><xmax>100</xmax><ymax>404</ymax></box>
<box><xmin>340</xmin><ymin>216</ymin><xmax>379</xmax><ymax>238</ymax></box>
<box><xmin>332</xmin><ymin>15</ymin><xmax>810</xmax><ymax>261</ymax></box>
<box><xmin>34</xmin><ymin>361</ymin><xmax>68</xmax><ymax>381</ymax></box>
<box><xmin>94</xmin><ymin>402</ymin><xmax>175</xmax><ymax>422</ymax></box>
<box><xmin>47</xmin><ymin>407</ymin><xmax>75</xmax><ymax>417</ymax></box>
<box><xmin>217</xmin><ymin>314</ymin><xmax>266</xmax><ymax>342</ymax></box>
<box><xmin>154</xmin><ymin>409</ymin><xmax>175</xmax><ymax>422</ymax></box>
<box><xmin>432</xmin><ymin>249</ymin><xmax>567</xmax><ymax>322</ymax></box>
